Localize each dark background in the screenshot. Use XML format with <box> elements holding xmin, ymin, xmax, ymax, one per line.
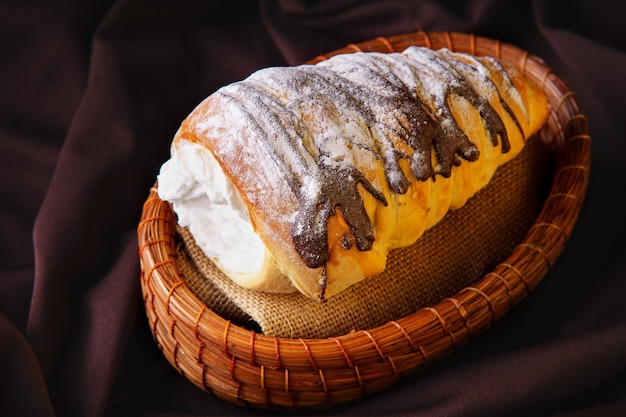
<box><xmin>1</xmin><ymin>0</ymin><xmax>625</xmax><ymax>416</ymax></box>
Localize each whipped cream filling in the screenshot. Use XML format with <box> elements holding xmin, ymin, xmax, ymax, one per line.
<box><xmin>157</xmin><ymin>139</ymin><xmax>266</xmax><ymax>286</ymax></box>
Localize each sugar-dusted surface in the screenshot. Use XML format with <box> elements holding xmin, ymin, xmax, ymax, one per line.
<box><xmin>159</xmin><ymin>44</ymin><xmax>543</xmax><ymax>299</ymax></box>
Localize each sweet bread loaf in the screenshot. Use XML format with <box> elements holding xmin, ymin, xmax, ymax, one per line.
<box><xmin>157</xmin><ymin>46</ymin><xmax>549</xmax><ymax>301</ymax></box>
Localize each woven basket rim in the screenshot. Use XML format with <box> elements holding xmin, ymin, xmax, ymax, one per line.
<box><xmin>137</xmin><ymin>30</ymin><xmax>591</xmax><ymax>410</ymax></box>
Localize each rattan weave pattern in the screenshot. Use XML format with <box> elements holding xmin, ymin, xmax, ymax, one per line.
<box><xmin>137</xmin><ymin>31</ymin><xmax>591</xmax><ymax>410</ymax></box>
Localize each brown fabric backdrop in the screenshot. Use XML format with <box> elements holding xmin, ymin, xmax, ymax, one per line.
<box><xmin>1</xmin><ymin>1</ymin><xmax>625</xmax><ymax>416</ymax></box>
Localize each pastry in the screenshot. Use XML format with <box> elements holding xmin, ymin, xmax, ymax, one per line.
<box><xmin>157</xmin><ymin>45</ymin><xmax>549</xmax><ymax>301</ymax></box>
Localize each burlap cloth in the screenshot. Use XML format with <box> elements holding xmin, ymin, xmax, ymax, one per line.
<box><xmin>176</xmin><ymin>137</ymin><xmax>552</xmax><ymax>339</ymax></box>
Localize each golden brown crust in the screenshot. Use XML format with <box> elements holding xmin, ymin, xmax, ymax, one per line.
<box><xmin>170</xmin><ymin>47</ymin><xmax>549</xmax><ymax>301</ymax></box>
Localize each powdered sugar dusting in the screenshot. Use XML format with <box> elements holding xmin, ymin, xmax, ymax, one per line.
<box><xmin>161</xmin><ymin>45</ymin><xmax>527</xmax><ymax>282</ymax></box>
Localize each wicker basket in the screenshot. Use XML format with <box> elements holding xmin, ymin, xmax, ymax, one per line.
<box><xmin>137</xmin><ymin>31</ymin><xmax>591</xmax><ymax>410</ymax></box>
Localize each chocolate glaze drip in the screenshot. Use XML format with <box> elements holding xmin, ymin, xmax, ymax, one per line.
<box><xmin>215</xmin><ymin>47</ymin><xmax>522</xmax><ymax>273</ymax></box>
<box><xmin>291</xmin><ymin>157</ymin><xmax>388</xmax><ymax>269</ymax></box>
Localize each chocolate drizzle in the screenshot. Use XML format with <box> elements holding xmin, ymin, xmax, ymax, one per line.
<box><xmin>215</xmin><ymin>46</ymin><xmax>523</xmax><ymax>274</ymax></box>
<box><xmin>291</xmin><ymin>158</ymin><xmax>388</xmax><ymax>268</ymax></box>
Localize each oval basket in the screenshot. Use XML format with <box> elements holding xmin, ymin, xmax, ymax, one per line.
<box><xmin>137</xmin><ymin>31</ymin><xmax>591</xmax><ymax>410</ymax></box>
